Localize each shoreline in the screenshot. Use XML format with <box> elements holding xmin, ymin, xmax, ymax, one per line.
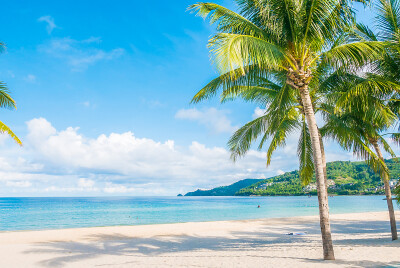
<box><xmin>0</xmin><ymin>207</ymin><xmax>391</xmax><ymax>233</ymax></box>
<box><xmin>1</xmin><ymin>211</ymin><xmax>400</xmax><ymax>267</ymax></box>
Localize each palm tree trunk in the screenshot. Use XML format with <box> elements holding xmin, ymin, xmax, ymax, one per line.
<box><xmin>299</xmin><ymin>86</ymin><xmax>335</xmax><ymax>260</ymax></box>
<box><xmin>371</xmin><ymin>140</ymin><xmax>398</xmax><ymax>240</ymax></box>
<box><xmin>319</xmin><ymin>131</ymin><xmax>328</xmax><ymax>188</ymax></box>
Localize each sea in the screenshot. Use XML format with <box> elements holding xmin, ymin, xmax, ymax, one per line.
<box><xmin>0</xmin><ymin>195</ymin><xmax>396</xmax><ymax>231</ymax></box>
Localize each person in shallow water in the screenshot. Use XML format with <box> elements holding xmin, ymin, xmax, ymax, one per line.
<box><xmin>257</xmin><ymin>205</ymin><xmax>260</xmax><ymax>208</ymax></box>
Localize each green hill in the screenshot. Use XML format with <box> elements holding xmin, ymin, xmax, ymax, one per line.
<box><xmin>184</xmin><ymin>179</ymin><xmax>263</xmax><ymax>196</ymax></box>
<box><xmin>184</xmin><ymin>159</ymin><xmax>400</xmax><ymax>196</ymax></box>
<box><xmin>237</xmin><ymin>159</ymin><xmax>400</xmax><ymax>196</ymax></box>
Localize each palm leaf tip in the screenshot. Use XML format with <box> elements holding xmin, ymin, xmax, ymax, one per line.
<box><xmin>0</xmin><ymin>120</ymin><xmax>22</xmax><ymax>146</ymax></box>
<box><xmin>190</xmin><ymin>90</ymin><xmax>208</xmax><ymax>104</ymax></box>
<box><xmin>187</xmin><ymin>3</ymin><xmax>210</xmax><ymax>16</ymax></box>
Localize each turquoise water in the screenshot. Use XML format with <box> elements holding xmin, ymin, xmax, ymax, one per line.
<box><xmin>0</xmin><ymin>195</ymin><xmax>395</xmax><ymax>231</ymax></box>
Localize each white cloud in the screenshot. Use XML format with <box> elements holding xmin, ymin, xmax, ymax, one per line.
<box><xmin>103</xmin><ymin>183</ymin><xmax>133</xmax><ymax>193</ymax></box>
<box><xmin>25</xmin><ymin>118</ymin><xmax>252</xmax><ymax>180</ymax></box>
<box><xmin>27</xmin><ymin>117</ymin><xmax>56</xmax><ymax>143</ymax></box>
<box><xmin>43</xmin><ymin>185</ymin><xmax>99</xmax><ymax>193</ymax></box>
<box><xmin>24</xmin><ymin>74</ymin><xmax>36</xmax><ymax>83</ymax></box>
<box><xmin>0</xmin><ymin>134</ymin><xmax>10</xmax><ymax>146</ymax></box>
<box><xmin>39</xmin><ymin>37</ymin><xmax>124</xmax><ymax>71</ymax></box>
<box><xmin>0</xmin><ymin>117</ymin><xmax>382</xmax><ymax>196</ymax></box>
<box><xmin>324</xmin><ymin>142</ymin><xmax>355</xmax><ymax>163</ymax></box>
<box><xmin>252</xmin><ymin>107</ymin><xmax>266</xmax><ymax>119</ymax></box>
<box><xmin>0</xmin><ymin>117</ymin><xmax>284</xmax><ymax>195</ymax></box>
<box><xmin>277</xmin><ymin>169</ymin><xmax>285</xmax><ymax>175</ymax></box>
<box><xmin>38</xmin><ymin>15</ymin><xmax>57</xmax><ymax>34</ymax></box>
<box><xmin>175</xmin><ymin>108</ymin><xmax>238</xmax><ymax>133</ymax></box>
<box><xmin>6</xmin><ymin>181</ymin><xmax>32</xmax><ymax>188</ymax></box>
<box><xmin>69</xmin><ymin>48</ymin><xmax>124</xmax><ymax>69</ymax></box>
<box><xmin>78</xmin><ymin>178</ymin><xmax>95</xmax><ymax>188</ymax></box>
<box><xmin>257</xmin><ymin>174</ymin><xmax>266</xmax><ymax>179</ymax></box>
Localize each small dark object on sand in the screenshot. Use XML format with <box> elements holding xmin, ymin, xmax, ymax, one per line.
<box><xmin>287</xmin><ymin>232</ymin><xmax>308</xmax><ymax>236</ymax></box>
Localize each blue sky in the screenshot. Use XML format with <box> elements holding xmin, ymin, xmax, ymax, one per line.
<box><xmin>0</xmin><ymin>1</ymin><xmax>390</xmax><ymax>196</ymax></box>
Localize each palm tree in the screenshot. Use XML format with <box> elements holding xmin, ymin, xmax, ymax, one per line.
<box><xmin>373</xmin><ymin>0</ymin><xmax>400</xmax><ymax>212</ymax></box>
<box><xmin>0</xmin><ymin>42</ymin><xmax>22</xmax><ymax>145</ymax></box>
<box><xmin>320</xmin><ymin>71</ymin><xmax>400</xmax><ymax>240</ymax></box>
<box><xmin>349</xmin><ymin>0</ymin><xmax>400</xmax><ymax>239</ymax></box>
<box><xmin>189</xmin><ymin>0</ymin><xmax>383</xmax><ymax>260</ymax></box>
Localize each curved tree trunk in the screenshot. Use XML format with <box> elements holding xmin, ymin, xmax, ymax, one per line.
<box><xmin>371</xmin><ymin>140</ymin><xmax>398</xmax><ymax>240</ymax></box>
<box><xmin>299</xmin><ymin>86</ymin><xmax>335</xmax><ymax>260</ymax></box>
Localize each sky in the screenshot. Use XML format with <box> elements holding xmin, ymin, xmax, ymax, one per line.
<box><xmin>0</xmin><ymin>0</ymin><xmax>391</xmax><ymax>196</ymax></box>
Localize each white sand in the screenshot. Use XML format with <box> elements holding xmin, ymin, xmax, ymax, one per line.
<box><xmin>0</xmin><ymin>211</ymin><xmax>399</xmax><ymax>267</ymax></box>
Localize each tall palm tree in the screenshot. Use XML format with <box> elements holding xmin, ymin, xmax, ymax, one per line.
<box><xmin>349</xmin><ymin>0</ymin><xmax>400</xmax><ymax>237</ymax></box>
<box><xmin>320</xmin><ymin>72</ymin><xmax>400</xmax><ymax>240</ymax></box>
<box><xmin>0</xmin><ymin>42</ymin><xmax>22</xmax><ymax>145</ymax></box>
<box><xmin>374</xmin><ymin>0</ymin><xmax>400</xmax><ymax>210</ymax></box>
<box><xmin>189</xmin><ymin>0</ymin><xmax>383</xmax><ymax>260</ymax></box>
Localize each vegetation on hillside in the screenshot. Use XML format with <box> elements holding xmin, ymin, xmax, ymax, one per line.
<box><xmin>236</xmin><ymin>159</ymin><xmax>400</xmax><ymax>196</ymax></box>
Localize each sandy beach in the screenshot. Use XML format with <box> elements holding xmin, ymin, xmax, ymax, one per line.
<box><xmin>0</xmin><ymin>211</ymin><xmax>399</xmax><ymax>267</ymax></box>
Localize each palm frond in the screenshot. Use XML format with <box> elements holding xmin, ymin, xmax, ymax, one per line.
<box><xmin>0</xmin><ymin>120</ymin><xmax>22</xmax><ymax>146</ymax></box>
<box><xmin>191</xmin><ymin>65</ymin><xmax>267</xmax><ymax>103</ymax></box>
<box><xmin>376</xmin><ymin>0</ymin><xmax>400</xmax><ymax>42</ymax></box>
<box><xmin>351</xmin><ymin>23</ymin><xmax>378</xmax><ymax>41</ymax></box>
<box><xmin>322</xmin><ymin>41</ymin><xmax>386</xmax><ymax>68</ymax></box>
<box><xmin>0</xmin><ymin>82</ymin><xmax>16</xmax><ymax>110</ymax></box>
<box><xmin>228</xmin><ymin>114</ymin><xmax>270</xmax><ymax>161</ymax></box>
<box><xmin>298</xmin><ymin>119</ymin><xmax>314</xmax><ymax>185</ymax></box>
<box><xmin>209</xmin><ymin>33</ymin><xmax>286</xmax><ymax>75</ymax></box>
<box><xmin>220</xmin><ymin>85</ymin><xmax>278</xmax><ymax>105</ymax></box>
<box><xmin>379</xmin><ymin>135</ymin><xmax>397</xmax><ymax>158</ymax></box>
<box><xmin>264</xmin><ymin>109</ymin><xmax>299</xmax><ymax>166</ymax></box>
<box><xmin>189</xmin><ymin>2</ymin><xmax>266</xmax><ymax>38</ymax></box>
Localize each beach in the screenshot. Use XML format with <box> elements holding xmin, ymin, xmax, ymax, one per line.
<box><xmin>0</xmin><ymin>211</ymin><xmax>399</xmax><ymax>267</ymax></box>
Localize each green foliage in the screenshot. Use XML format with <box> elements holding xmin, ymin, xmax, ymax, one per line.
<box><xmin>0</xmin><ymin>43</ymin><xmax>21</xmax><ymax>146</ymax></box>
<box><xmin>183</xmin><ymin>158</ymin><xmax>400</xmax><ymax>197</ymax></box>
<box><xmin>235</xmin><ymin>158</ymin><xmax>400</xmax><ymax>196</ymax></box>
<box><xmin>236</xmin><ymin>171</ymin><xmax>305</xmax><ymax>196</ymax></box>
<box><xmin>189</xmin><ymin>0</ymin><xmax>385</xmax><ymax>189</ymax></box>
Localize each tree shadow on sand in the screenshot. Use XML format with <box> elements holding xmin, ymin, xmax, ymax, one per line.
<box><xmin>23</xmin><ymin>218</ymin><xmax>400</xmax><ymax>267</ymax></box>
